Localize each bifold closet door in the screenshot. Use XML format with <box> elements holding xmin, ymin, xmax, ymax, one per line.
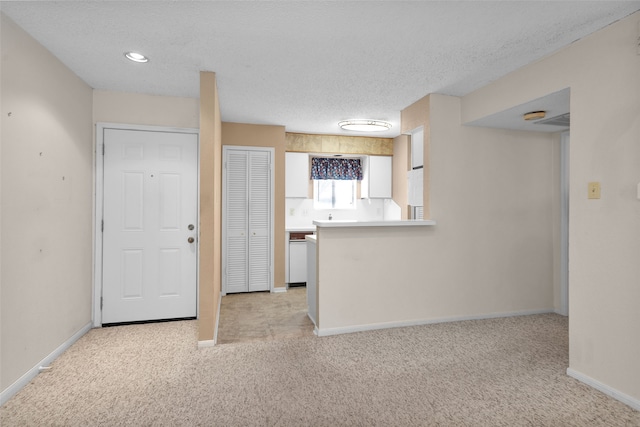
<box><xmin>223</xmin><ymin>147</ymin><xmax>273</xmax><ymax>293</ymax></box>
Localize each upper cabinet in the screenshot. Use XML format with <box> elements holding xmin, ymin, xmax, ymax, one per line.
<box><xmin>407</xmin><ymin>168</ymin><xmax>423</xmax><ymax>207</ymax></box>
<box><xmin>361</xmin><ymin>155</ymin><xmax>392</xmax><ymax>199</ymax></box>
<box><xmin>411</xmin><ymin>127</ymin><xmax>424</xmax><ymax>170</ymax></box>
<box><xmin>285</xmin><ymin>152</ymin><xmax>309</xmax><ymax>198</ymax></box>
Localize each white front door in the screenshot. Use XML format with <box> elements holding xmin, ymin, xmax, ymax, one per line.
<box><xmin>101</xmin><ymin>128</ymin><xmax>198</xmax><ymax>324</ymax></box>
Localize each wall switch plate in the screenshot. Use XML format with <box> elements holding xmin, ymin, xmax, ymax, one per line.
<box><xmin>588</xmin><ymin>182</ymin><xmax>601</xmax><ymax>199</ymax></box>
<box><xmin>637</xmin><ymin>182</ymin><xmax>640</xmax><ymax>200</ymax></box>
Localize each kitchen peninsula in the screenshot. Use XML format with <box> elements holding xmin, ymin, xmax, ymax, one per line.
<box><xmin>308</xmin><ymin>219</ymin><xmax>437</xmax><ymax>336</ymax></box>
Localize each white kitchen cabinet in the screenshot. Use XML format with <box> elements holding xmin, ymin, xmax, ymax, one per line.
<box><xmin>285</xmin><ymin>152</ymin><xmax>309</xmax><ymax>198</ymax></box>
<box><xmin>410</xmin><ymin>127</ymin><xmax>424</xmax><ymax>169</ymax></box>
<box><xmin>289</xmin><ymin>240</ymin><xmax>307</xmax><ymax>283</ymax></box>
<box><xmin>222</xmin><ymin>146</ymin><xmax>273</xmax><ymax>294</ymax></box>
<box><xmin>361</xmin><ymin>155</ymin><xmax>392</xmax><ymax>199</ymax></box>
<box><xmin>407</xmin><ymin>168</ymin><xmax>423</xmax><ymax>207</ymax></box>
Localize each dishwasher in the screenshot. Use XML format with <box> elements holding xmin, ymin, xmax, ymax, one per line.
<box><xmin>289</xmin><ymin>232</ymin><xmax>313</xmax><ymax>286</ymax></box>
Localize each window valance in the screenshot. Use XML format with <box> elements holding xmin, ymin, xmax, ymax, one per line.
<box><xmin>310</xmin><ymin>157</ymin><xmax>363</xmax><ymax>181</ymax></box>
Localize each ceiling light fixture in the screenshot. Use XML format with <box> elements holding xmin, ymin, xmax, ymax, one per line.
<box><xmin>523</xmin><ymin>111</ymin><xmax>546</xmax><ymax>121</ymax></box>
<box><xmin>124</xmin><ymin>51</ymin><xmax>149</xmax><ymax>63</ymax></box>
<box><xmin>338</xmin><ymin>120</ymin><xmax>392</xmax><ymax>132</ymax></box>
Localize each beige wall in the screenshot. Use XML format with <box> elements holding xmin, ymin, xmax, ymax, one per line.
<box><xmin>317</xmin><ymin>94</ymin><xmax>558</xmax><ymax>332</ymax></box>
<box><xmin>93</xmin><ymin>90</ymin><xmax>199</xmax><ymax>129</ymax></box>
<box><xmin>198</xmin><ymin>72</ymin><xmax>221</xmax><ymax>342</ymax></box>
<box><xmin>462</xmin><ymin>12</ymin><xmax>640</xmax><ymax>402</ymax></box>
<box><xmin>1</xmin><ymin>14</ymin><xmax>94</xmax><ymax>390</ymax></box>
<box><xmin>222</xmin><ymin>122</ymin><xmax>287</xmax><ymax>290</ymax></box>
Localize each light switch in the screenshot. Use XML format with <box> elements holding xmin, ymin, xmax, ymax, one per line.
<box><xmin>588</xmin><ymin>182</ymin><xmax>601</xmax><ymax>199</ymax></box>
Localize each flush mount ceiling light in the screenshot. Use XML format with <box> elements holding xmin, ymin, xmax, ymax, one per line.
<box><xmin>338</xmin><ymin>120</ymin><xmax>392</xmax><ymax>132</ymax></box>
<box><xmin>124</xmin><ymin>51</ymin><xmax>149</xmax><ymax>63</ymax></box>
<box><xmin>523</xmin><ymin>111</ymin><xmax>546</xmax><ymax>121</ymax></box>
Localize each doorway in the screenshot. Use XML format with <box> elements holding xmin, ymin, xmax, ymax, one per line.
<box><xmin>94</xmin><ymin>124</ymin><xmax>199</xmax><ymax>326</ymax></box>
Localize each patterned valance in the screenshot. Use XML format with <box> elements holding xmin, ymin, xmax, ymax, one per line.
<box><xmin>310</xmin><ymin>157</ymin><xmax>363</xmax><ymax>181</ymax></box>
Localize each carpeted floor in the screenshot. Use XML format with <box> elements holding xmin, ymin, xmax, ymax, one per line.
<box><xmin>2</xmin><ymin>313</ymin><xmax>639</xmax><ymax>426</ymax></box>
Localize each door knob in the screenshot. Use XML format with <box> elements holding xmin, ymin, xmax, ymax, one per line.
<box><xmin>188</xmin><ymin>237</ymin><xmax>195</xmax><ymax>243</ymax></box>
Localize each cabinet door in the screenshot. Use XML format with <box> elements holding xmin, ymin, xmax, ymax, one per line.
<box><xmin>369</xmin><ymin>156</ymin><xmax>392</xmax><ymax>198</ymax></box>
<box><xmin>289</xmin><ymin>241</ymin><xmax>307</xmax><ymax>283</ymax></box>
<box><xmin>407</xmin><ymin>168</ymin><xmax>423</xmax><ymax>207</ymax></box>
<box><xmin>365</xmin><ymin>156</ymin><xmax>392</xmax><ymax>198</ymax></box>
<box><xmin>285</xmin><ymin>152</ymin><xmax>309</xmax><ymax>198</ymax></box>
<box><xmin>411</xmin><ymin>128</ymin><xmax>424</xmax><ymax>169</ymax></box>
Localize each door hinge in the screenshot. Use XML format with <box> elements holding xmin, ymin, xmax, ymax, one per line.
<box><xmin>101</xmin><ymin>220</ymin><xmax>104</xmax><ymax>232</ymax></box>
<box><xmin>100</xmin><ymin>297</ymin><xmax>103</xmax><ymax>310</ymax></box>
<box><xmin>102</xmin><ymin>144</ymin><xmax>105</xmax><ymax>155</ymax></box>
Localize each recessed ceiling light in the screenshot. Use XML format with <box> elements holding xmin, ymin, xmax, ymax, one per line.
<box><xmin>523</xmin><ymin>111</ymin><xmax>546</xmax><ymax>121</ymax></box>
<box><xmin>124</xmin><ymin>52</ymin><xmax>149</xmax><ymax>63</ymax></box>
<box><xmin>338</xmin><ymin>120</ymin><xmax>392</xmax><ymax>132</ymax></box>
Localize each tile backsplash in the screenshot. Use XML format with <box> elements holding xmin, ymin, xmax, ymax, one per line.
<box><xmin>285</xmin><ymin>198</ymin><xmax>401</xmax><ymax>228</ymax></box>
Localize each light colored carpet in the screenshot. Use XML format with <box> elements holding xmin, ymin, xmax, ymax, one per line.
<box><xmin>2</xmin><ymin>314</ymin><xmax>639</xmax><ymax>426</ymax></box>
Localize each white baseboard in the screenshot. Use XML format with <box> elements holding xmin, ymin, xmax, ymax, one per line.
<box><xmin>316</xmin><ymin>309</ymin><xmax>553</xmax><ymax>337</ymax></box>
<box><xmin>271</xmin><ymin>287</ymin><xmax>287</xmax><ymax>293</ymax></box>
<box><xmin>567</xmin><ymin>368</ymin><xmax>640</xmax><ymax>411</ymax></box>
<box><xmin>210</xmin><ymin>291</ymin><xmax>222</xmax><ymax>346</ymax></box>
<box><xmin>197</xmin><ymin>340</ymin><xmax>216</xmax><ymax>348</ymax></box>
<box><xmin>1</xmin><ymin>322</ymin><xmax>92</xmax><ymax>406</ymax></box>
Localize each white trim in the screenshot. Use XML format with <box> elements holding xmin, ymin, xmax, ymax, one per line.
<box><xmin>197</xmin><ymin>340</ymin><xmax>216</xmax><ymax>348</ymax></box>
<box><xmin>93</xmin><ymin>123</ymin><xmax>200</xmax><ymax>327</ymax></box>
<box><xmin>212</xmin><ymin>291</ymin><xmax>222</xmax><ymax>345</ymax></box>
<box><xmin>271</xmin><ymin>287</ymin><xmax>287</xmax><ymax>293</ymax></box>
<box><xmin>93</xmin><ymin>123</ymin><xmax>104</xmax><ymax>327</ymax></box>
<box><xmin>1</xmin><ymin>322</ymin><xmax>92</xmax><ymax>406</ymax></box>
<box><xmin>315</xmin><ymin>309</ymin><xmax>553</xmax><ymax>337</ymax></box>
<box><xmin>559</xmin><ymin>131</ymin><xmax>570</xmax><ymax>316</ymax></box>
<box><xmin>567</xmin><ymin>368</ymin><xmax>640</xmax><ymax>411</ymax></box>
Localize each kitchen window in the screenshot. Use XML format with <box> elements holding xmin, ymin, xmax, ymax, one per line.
<box><xmin>310</xmin><ymin>157</ymin><xmax>362</xmax><ymax>210</ymax></box>
<box><xmin>313</xmin><ymin>179</ymin><xmax>356</xmax><ymax>209</ymax></box>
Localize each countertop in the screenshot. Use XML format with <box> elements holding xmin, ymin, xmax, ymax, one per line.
<box><xmin>313</xmin><ymin>219</ymin><xmax>436</xmax><ymax>228</ymax></box>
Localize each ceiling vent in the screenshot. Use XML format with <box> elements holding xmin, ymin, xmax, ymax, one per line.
<box><xmin>534</xmin><ymin>112</ymin><xmax>570</xmax><ymax>127</ymax></box>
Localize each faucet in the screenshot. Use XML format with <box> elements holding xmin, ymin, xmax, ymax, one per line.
<box><xmin>328</xmin><ymin>213</ymin><xmax>332</xmax><ymax>220</ymax></box>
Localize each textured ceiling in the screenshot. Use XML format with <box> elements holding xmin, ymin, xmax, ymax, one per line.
<box><xmin>2</xmin><ymin>1</ymin><xmax>639</xmax><ymax>137</ymax></box>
